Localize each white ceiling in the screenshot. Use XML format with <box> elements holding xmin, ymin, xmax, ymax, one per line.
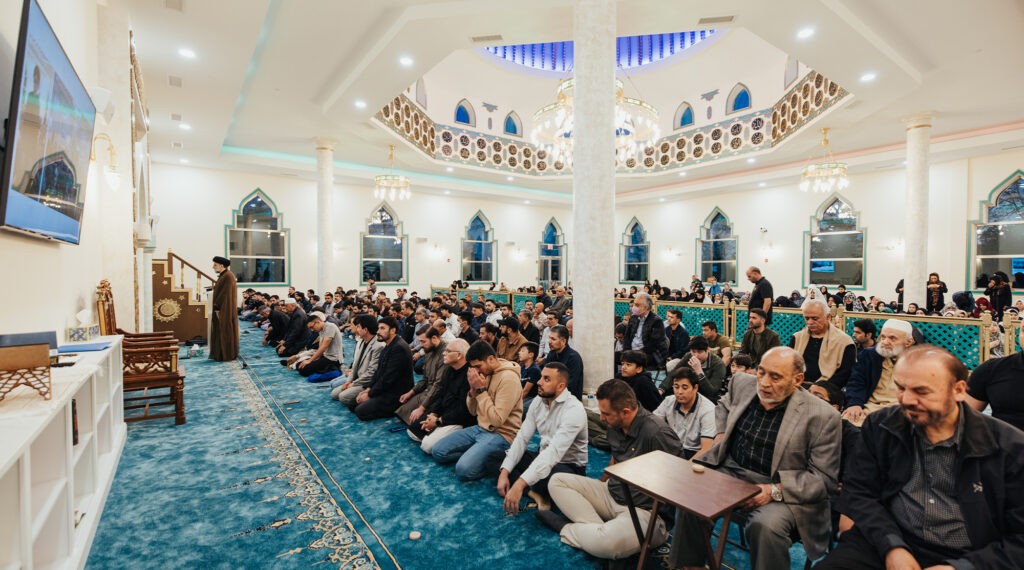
<box><xmin>125</xmin><ymin>0</ymin><xmax>1024</xmax><ymax>205</ymax></box>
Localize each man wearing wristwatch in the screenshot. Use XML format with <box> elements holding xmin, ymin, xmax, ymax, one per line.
<box><xmin>669</xmin><ymin>346</ymin><xmax>841</xmax><ymax>570</ymax></box>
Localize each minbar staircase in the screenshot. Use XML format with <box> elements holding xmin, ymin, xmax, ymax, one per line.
<box><xmin>151</xmin><ymin>250</ymin><xmax>216</xmax><ymax>343</ymax></box>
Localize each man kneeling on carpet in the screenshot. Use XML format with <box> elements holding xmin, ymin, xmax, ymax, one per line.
<box><xmin>497</xmin><ymin>362</ymin><xmax>588</xmax><ymax>514</ymax></box>
<box><xmin>394</xmin><ymin>327</ymin><xmax>448</xmax><ymax>426</ymax></box>
<box><xmin>538</xmin><ymin>379</ymin><xmax>682</xmax><ymax>560</ymax></box>
<box><xmin>431</xmin><ymin>340</ymin><xmax>523</xmax><ymax>481</ymax></box>
<box><xmin>406</xmin><ymin>339</ymin><xmax>475</xmax><ymax>454</ymax></box>
<box><xmin>330</xmin><ymin>314</ymin><xmax>383</xmax><ymax>405</ymax></box>
<box><xmin>348</xmin><ymin>317</ymin><xmax>414</xmax><ymax>421</ymax></box>
<box><xmin>294</xmin><ymin>313</ymin><xmax>343</xmax><ymax>377</ymax></box>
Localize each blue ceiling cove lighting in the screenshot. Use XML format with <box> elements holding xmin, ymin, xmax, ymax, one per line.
<box><xmin>483</xmin><ymin>31</ymin><xmax>715</xmax><ymax>72</ymax></box>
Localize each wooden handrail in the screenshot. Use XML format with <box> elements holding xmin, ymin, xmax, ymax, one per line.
<box><xmin>165</xmin><ymin>250</ymin><xmax>216</xmax><ymax>303</ymax></box>
<box><xmin>168</xmin><ymin>251</ymin><xmax>215</xmax><ymax>282</ymax></box>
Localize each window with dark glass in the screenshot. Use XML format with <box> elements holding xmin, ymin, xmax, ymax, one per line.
<box><xmin>361</xmin><ymin>203</ymin><xmax>406</xmax><ymax>284</ymax></box>
<box><xmin>974</xmin><ymin>174</ymin><xmax>1024</xmax><ymax>289</ymax></box>
<box><xmin>462</xmin><ymin>212</ymin><xmax>495</xmax><ymax>282</ymax></box>
<box><xmin>538</xmin><ymin>219</ymin><xmax>565</xmax><ymax>287</ymax></box>
<box><xmin>227</xmin><ymin>190</ymin><xmax>289</xmax><ymax>284</ymax></box>
<box><xmin>621</xmin><ymin>218</ymin><xmax>649</xmax><ymax>283</ymax></box>
<box><xmin>697</xmin><ymin>210</ymin><xmax>737</xmax><ymax>283</ymax></box>
<box><xmin>806</xmin><ymin>197</ymin><xmax>865</xmax><ymax>286</ymax></box>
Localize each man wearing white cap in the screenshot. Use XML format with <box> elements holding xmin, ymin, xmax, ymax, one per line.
<box><xmin>842</xmin><ymin>319</ymin><xmax>915</xmax><ymax>426</ymax></box>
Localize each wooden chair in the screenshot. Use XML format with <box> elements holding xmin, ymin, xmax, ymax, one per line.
<box><xmin>95</xmin><ymin>280</ymin><xmax>186</xmax><ymax>424</ymax></box>
<box><xmin>122</xmin><ymin>339</ymin><xmax>186</xmax><ymax>425</ymax></box>
<box><xmin>96</xmin><ymin>279</ymin><xmax>175</xmax><ymax>341</ymax></box>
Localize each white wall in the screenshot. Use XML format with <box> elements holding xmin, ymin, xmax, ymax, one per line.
<box><xmin>150</xmin><ymin>148</ymin><xmax>1024</xmax><ymax>307</ymax></box>
<box><xmin>0</xmin><ymin>0</ymin><xmax>135</xmax><ymax>335</ymax></box>
<box><xmin>149</xmin><ymin>163</ymin><xmax>573</xmax><ymax>297</ymax></box>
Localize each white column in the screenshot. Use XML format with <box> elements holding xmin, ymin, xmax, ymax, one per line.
<box><xmin>902</xmin><ymin>114</ymin><xmax>932</xmax><ymax>310</ymax></box>
<box><xmin>571</xmin><ymin>0</ymin><xmax>617</xmax><ymax>393</ymax></box>
<box><xmin>315</xmin><ymin>138</ymin><xmax>336</xmax><ymax>294</ymax></box>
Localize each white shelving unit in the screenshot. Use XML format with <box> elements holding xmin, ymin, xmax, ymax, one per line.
<box><xmin>0</xmin><ymin>336</ymin><xmax>125</xmax><ymax>570</ymax></box>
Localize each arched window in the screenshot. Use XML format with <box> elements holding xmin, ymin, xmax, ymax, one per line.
<box><xmin>454</xmin><ymin>99</ymin><xmax>476</xmax><ymax>126</ymax></box>
<box><xmin>226</xmin><ymin>189</ymin><xmax>289</xmax><ymax>284</ymax></box>
<box><xmin>620</xmin><ymin>217</ymin><xmax>649</xmax><ymax>283</ymax></box>
<box><xmin>972</xmin><ymin>171</ymin><xmax>1024</xmax><ymax>290</ymax></box>
<box><xmin>462</xmin><ymin>211</ymin><xmax>495</xmax><ymax>282</ymax></box>
<box><xmin>697</xmin><ymin>209</ymin><xmax>737</xmax><ymax>283</ymax></box>
<box><xmin>538</xmin><ymin>218</ymin><xmax>565</xmax><ymax>288</ymax></box>
<box><xmin>674</xmin><ymin>102</ymin><xmax>694</xmax><ymax>129</ymax></box>
<box><xmin>361</xmin><ymin>202</ymin><xmax>407</xmax><ymax>284</ymax></box>
<box><xmin>806</xmin><ymin>195</ymin><xmax>865</xmax><ymax>287</ymax></box>
<box><xmin>504</xmin><ymin>111</ymin><xmax>521</xmax><ymax>137</ymax></box>
<box><xmin>415</xmin><ymin>78</ymin><xmax>427</xmax><ymax>109</ymax></box>
<box><xmin>727</xmin><ymin>83</ymin><xmax>751</xmax><ymax>114</ymax></box>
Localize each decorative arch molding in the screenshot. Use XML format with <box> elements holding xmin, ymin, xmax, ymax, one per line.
<box><xmin>696</xmin><ymin>208</ymin><xmax>738</xmax><ymax>284</ymax></box>
<box><xmin>503</xmin><ymin>111</ymin><xmax>522</xmax><ymax>137</ymax></box>
<box><xmin>462</xmin><ymin>210</ymin><xmax>495</xmax><ymax>283</ymax></box>
<box><xmin>726</xmin><ymin>83</ymin><xmax>752</xmax><ymax>114</ymax></box>
<box><xmin>620</xmin><ymin>217</ymin><xmax>650</xmax><ymax>283</ymax></box>
<box><xmin>804</xmin><ymin>192</ymin><xmax>866</xmax><ymax>289</ymax></box>
<box><xmin>454</xmin><ymin>98</ymin><xmax>476</xmax><ymax>126</ymax></box>
<box><xmin>361</xmin><ymin>200</ymin><xmax>408</xmax><ymax>285</ymax></box>
<box><xmin>538</xmin><ymin>217</ymin><xmax>565</xmax><ymax>287</ymax></box>
<box><xmin>674</xmin><ymin>101</ymin><xmax>694</xmax><ymax>129</ymax></box>
<box><xmin>967</xmin><ymin>170</ymin><xmax>1024</xmax><ymax>290</ymax></box>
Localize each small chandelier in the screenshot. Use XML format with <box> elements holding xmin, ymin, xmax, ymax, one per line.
<box><xmin>374</xmin><ymin>144</ymin><xmax>411</xmax><ymax>201</ymax></box>
<box><xmin>799</xmin><ymin>127</ymin><xmax>849</xmax><ymax>193</ymax></box>
<box><xmin>529</xmin><ymin>78</ymin><xmax>660</xmax><ymax>166</ymax></box>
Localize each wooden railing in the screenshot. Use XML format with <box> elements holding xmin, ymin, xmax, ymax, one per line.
<box><xmin>167</xmin><ymin>250</ymin><xmax>216</xmax><ymax>303</ymax></box>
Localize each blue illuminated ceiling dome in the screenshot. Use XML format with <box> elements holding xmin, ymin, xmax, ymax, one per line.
<box><xmin>483</xmin><ymin>31</ymin><xmax>716</xmax><ymax>72</ymax></box>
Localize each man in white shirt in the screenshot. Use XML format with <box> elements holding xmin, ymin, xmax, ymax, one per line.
<box><xmin>432</xmin><ymin>318</ymin><xmax>457</xmax><ymax>344</ymax></box>
<box><xmin>497</xmin><ymin>361</ymin><xmax>588</xmax><ymax>513</ymax></box>
<box><xmin>653</xmin><ymin>365</ymin><xmax>715</xmax><ymax>459</ymax></box>
<box><xmin>538</xmin><ymin>311</ymin><xmax>558</xmax><ymax>361</ymax></box>
<box><xmin>484</xmin><ymin>299</ymin><xmax>502</xmax><ymax>326</ymax></box>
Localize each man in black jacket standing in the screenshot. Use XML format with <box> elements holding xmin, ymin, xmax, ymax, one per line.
<box><xmin>624</xmin><ymin>293</ymin><xmax>669</xmax><ymax>370</ymax></box>
<box><xmin>350</xmin><ymin>317</ymin><xmax>414</xmax><ymax>421</ymax></box>
<box><xmin>818</xmin><ymin>345</ymin><xmax>1024</xmax><ymax>569</ymax></box>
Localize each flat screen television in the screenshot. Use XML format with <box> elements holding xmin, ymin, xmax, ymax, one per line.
<box><xmin>0</xmin><ymin>0</ymin><xmax>96</xmax><ymax>244</ymax></box>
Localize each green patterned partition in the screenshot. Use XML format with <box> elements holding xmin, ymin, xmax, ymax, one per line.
<box><xmin>736</xmin><ymin>307</ymin><xmax>808</xmax><ymax>347</ymax></box>
<box><xmin>512</xmin><ymin>293</ymin><xmax>534</xmax><ymax>313</ymax></box>
<box><xmin>614</xmin><ymin>300</ymin><xmax>631</xmax><ymax>321</ymax></box>
<box><xmin>429</xmin><ymin>287</ymin><xmax>449</xmax><ymax>298</ymax></box>
<box><xmin>842</xmin><ymin>311</ymin><xmax>986</xmax><ymax>369</ymax></box>
<box><xmin>654</xmin><ymin>301</ymin><xmax>727</xmax><ymax>341</ymax></box>
<box><xmin>449</xmin><ymin>289</ymin><xmax>511</xmax><ymax>305</ymax></box>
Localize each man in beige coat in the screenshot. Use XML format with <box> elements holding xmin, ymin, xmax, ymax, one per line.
<box><xmin>431</xmin><ymin>340</ymin><xmax>522</xmax><ymax>481</ymax></box>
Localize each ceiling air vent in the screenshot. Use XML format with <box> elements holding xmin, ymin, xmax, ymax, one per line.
<box><xmin>471</xmin><ymin>34</ymin><xmax>504</xmax><ymax>44</ymax></box>
<box><xmin>164</xmin><ymin>0</ymin><xmax>184</xmax><ymax>12</ymax></box>
<box><xmin>170</xmin><ymin>113</ymin><xmax>182</xmax><ymax>121</ymax></box>
<box><xmin>168</xmin><ymin>75</ymin><xmax>183</xmax><ymax>88</ymax></box>
<box><xmin>171</xmin><ymin>141</ymin><xmax>183</xmax><ymax>149</ymax></box>
<box><xmin>698</xmin><ymin>15</ymin><xmax>734</xmax><ymax>24</ymax></box>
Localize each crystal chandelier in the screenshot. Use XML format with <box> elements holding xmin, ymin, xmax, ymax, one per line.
<box><xmin>529</xmin><ymin>78</ymin><xmax>660</xmax><ymax>166</ymax></box>
<box><xmin>374</xmin><ymin>144</ymin><xmax>411</xmax><ymax>201</ymax></box>
<box><xmin>800</xmin><ymin>127</ymin><xmax>849</xmax><ymax>193</ymax></box>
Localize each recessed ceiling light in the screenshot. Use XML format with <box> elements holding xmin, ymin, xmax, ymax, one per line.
<box><xmin>399</xmin><ymin>56</ymin><xmax>414</xmax><ymax>67</ymax></box>
<box><xmin>178</xmin><ymin>48</ymin><xmax>196</xmax><ymax>59</ymax></box>
<box><xmin>178</xmin><ymin>123</ymin><xmax>191</xmax><ymax>130</ymax></box>
<box><xmin>902</xmin><ymin>160</ymin><xmax>907</xmax><ymax>165</ymax></box>
<box><xmin>860</xmin><ymin>72</ymin><xmax>877</xmax><ymax>83</ymax></box>
<box><xmin>523</xmin><ymin>200</ymin><xmax>531</xmax><ymax>205</ymax></box>
<box><xmin>354</xmin><ymin>100</ymin><xmax>367</xmax><ymax>109</ymax></box>
<box><xmin>758</xmin><ymin>182</ymin><xmax>766</xmax><ymax>187</ymax></box>
<box><xmin>507</xmin><ymin>176</ymin><xmax>514</xmax><ymax>181</ymax></box>
<box><xmin>179</xmin><ymin>158</ymin><xmax>189</xmax><ymax>164</ymax></box>
<box><xmin>443</xmin><ymin>190</ymin><xmax>451</xmax><ymax>195</ymax></box>
<box><xmin>747</xmin><ymin>158</ymin><xmax>756</xmax><ymax>164</ymax></box>
<box><xmin>678</xmin><ymin>172</ymin><xmax>687</xmax><ymax>177</ymax></box>
<box><xmin>659</xmin><ymin>198</ymin><xmax>666</xmax><ymax>202</ymax></box>
<box><xmin>445</xmin><ymin>166</ymin><xmax>454</xmax><ymax>173</ymax></box>
<box><xmin>796</xmin><ymin>27</ymin><xmax>815</xmax><ymax>40</ymax></box>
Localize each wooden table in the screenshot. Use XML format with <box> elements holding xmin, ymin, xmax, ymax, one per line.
<box><xmin>603</xmin><ymin>450</ymin><xmax>760</xmax><ymax>569</ymax></box>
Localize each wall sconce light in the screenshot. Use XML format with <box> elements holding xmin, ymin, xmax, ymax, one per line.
<box><xmin>91</xmin><ymin>133</ymin><xmax>120</xmax><ymax>189</ymax></box>
<box><xmin>761</xmin><ymin>241</ymin><xmax>776</xmax><ymax>263</ymax></box>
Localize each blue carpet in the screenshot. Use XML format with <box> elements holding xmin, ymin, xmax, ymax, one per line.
<box><xmin>88</xmin><ymin>322</ymin><xmax>811</xmax><ymax>569</ymax></box>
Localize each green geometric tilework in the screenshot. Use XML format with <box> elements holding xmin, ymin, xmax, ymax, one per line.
<box><xmin>737</xmin><ymin>309</ymin><xmax>807</xmax><ymax>347</ymax></box>
<box><xmin>655</xmin><ymin>303</ymin><xmax>726</xmax><ymax>341</ymax></box>
<box><xmin>844</xmin><ymin>316</ymin><xmax>984</xmax><ymax>369</ymax></box>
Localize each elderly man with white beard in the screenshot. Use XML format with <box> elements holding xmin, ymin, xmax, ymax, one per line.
<box><xmin>841</xmin><ymin>319</ymin><xmax>916</xmax><ymax>427</ymax></box>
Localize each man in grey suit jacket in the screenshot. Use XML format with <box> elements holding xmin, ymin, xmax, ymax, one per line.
<box><xmin>331</xmin><ymin>314</ymin><xmax>383</xmax><ymax>406</ymax></box>
<box><xmin>670</xmin><ymin>346</ymin><xmax>841</xmax><ymax>570</ymax></box>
